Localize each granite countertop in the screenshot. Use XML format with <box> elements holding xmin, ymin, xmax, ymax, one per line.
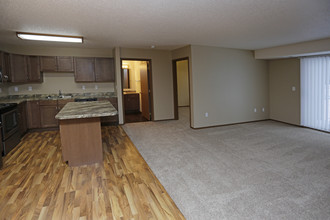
<box><xmin>0</xmin><ymin>92</ymin><xmax>116</xmax><ymax>104</ymax></box>
<box><xmin>55</xmin><ymin>101</ymin><xmax>118</xmax><ymax>120</ymax></box>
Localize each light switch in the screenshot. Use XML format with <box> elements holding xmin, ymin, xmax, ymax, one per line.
<box><xmin>205</xmin><ymin>112</ymin><xmax>208</xmax><ymax>117</ymax></box>
<box><xmin>292</xmin><ymin>86</ymin><xmax>296</xmax><ymax>91</ymax></box>
<box><xmin>14</xmin><ymin>86</ymin><xmax>18</xmax><ymax>92</ymax></box>
<box><xmin>254</xmin><ymin>108</ymin><xmax>257</xmax><ymax>113</ymax></box>
<box><xmin>28</xmin><ymin>86</ymin><xmax>32</xmax><ymax>91</ymax></box>
<box><xmin>82</xmin><ymin>85</ymin><xmax>86</xmax><ymax>90</ymax></box>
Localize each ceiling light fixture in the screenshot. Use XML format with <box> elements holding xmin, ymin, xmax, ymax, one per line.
<box><xmin>16</xmin><ymin>32</ymin><xmax>83</xmax><ymax>43</ymax></box>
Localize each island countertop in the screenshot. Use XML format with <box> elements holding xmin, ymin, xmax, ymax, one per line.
<box><xmin>55</xmin><ymin>101</ymin><xmax>118</xmax><ymax>120</ymax></box>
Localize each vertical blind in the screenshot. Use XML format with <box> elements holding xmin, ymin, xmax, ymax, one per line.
<box><xmin>301</xmin><ymin>56</ymin><xmax>330</xmax><ymax>132</ymax></box>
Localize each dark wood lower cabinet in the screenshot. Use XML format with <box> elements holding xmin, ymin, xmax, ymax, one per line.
<box><xmin>98</xmin><ymin>97</ymin><xmax>119</xmax><ymax>125</ymax></box>
<box><xmin>124</xmin><ymin>93</ymin><xmax>140</xmax><ymax>113</ymax></box>
<box><xmin>17</xmin><ymin>101</ymin><xmax>28</xmax><ymax>136</ymax></box>
<box><xmin>27</xmin><ymin>101</ymin><xmax>41</xmax><ymax>129</ymax></box>
<box><xmin>40</xmin><ymin>105</ymin><xmax>58</xmax><ymax>128</ymax></box>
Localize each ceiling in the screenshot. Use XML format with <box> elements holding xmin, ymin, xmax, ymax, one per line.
<box><xmin>0</xmin><ymin>0</ymin><xmax>329</xmax><ymax>50</ymax></box>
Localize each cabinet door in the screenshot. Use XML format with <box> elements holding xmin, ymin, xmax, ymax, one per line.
<box><xmin>40</xmin><ymin>56</ymin><xmax>57</xmax><ymax>72</ymax></box>
<box><xmin>17</xmin><ymin>102</ymin><xmax>28</xmax><ymax>136</ymax></box>
<box><xmin>95</xmin><ymin>58</ymin><xmax>115</xmax><ymax>82</ymax></box>
<box><xmin>57</xmin><ymin>56</ymin><xmax>74</xmax><ymax>72</ymax></box>
<box><xmin>99</xmin><ymin>97</ymin><xmax>119</xmax><ymax>125</ymax></box>
<box><xmin>27</xmin><ymin>101</ymin><xmax>41</xmax><ymax>129</ymax></box>
<box><xmin>40</xmin><ymin>105</ymin><xmax>59</xmax><ymax>128</ymax></box>
<box><xmin>10</xmin><ymin>54</ymin><xmax>28</xmax><ymax>82</ymax></box>
<box><xmin>124</xmin><ymin>93</ymin><xmax>140</xmax><ymax>113</ymax></box>
<box><xmin>2</xmin><ymin>53</ymin><xmax>11</xmax><ymax>82</ymax></box>
<box><xmin>27</xmin><ymin>56</ymin><xmax>42</xmax><ymax>82</ymax></box>
<box><xmin>74</xmin><ymin>57</ymin><xmax>95</xmax><ymax>82</ymax></box>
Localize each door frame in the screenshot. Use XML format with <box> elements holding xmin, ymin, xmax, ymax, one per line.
<box><xmin>172</xmin><ymin>57</ymin><xmax>191</xmax><ymax>122</ymax></box>
<box><xmin>120</xmin><ymin>58</ymin><xmax>154</xmax><ymax>123</ymax></box>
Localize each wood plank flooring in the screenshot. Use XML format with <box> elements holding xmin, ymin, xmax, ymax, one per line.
<box><xmin>0</xmin><ymin>126</ymin><xmax>185</xmax><ymax>219</ymax></box>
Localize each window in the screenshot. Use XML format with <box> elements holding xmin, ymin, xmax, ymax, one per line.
<box><xmin>301</xmin><ymin>56</ymin><xmax>330</xmax><ymax>132</ymax></box>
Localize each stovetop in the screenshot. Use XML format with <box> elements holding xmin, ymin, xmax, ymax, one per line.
<box><xmin>0</xmin><ymin>103</ymin><xmax>18</xmax><ymax>114</ymax></box>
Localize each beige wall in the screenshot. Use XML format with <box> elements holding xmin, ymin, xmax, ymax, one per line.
<box><xmin>269</xmin><ymin>58</ymin><xmax>300</xmax><ymax>125</ymax></box>
<box><xmin>0</xmin><ymin>44</ymin><xmax>115</xmax><ymax>95</ymax></box>
<box><xmin>176</xmin><ymin>60</ymin><xmax>189</xmax><ymax>106</ymax></box>
<box><xmin>171</xmin><ymin>46</ymin><xmax>194</xmax><ymax>125</ymax></box>
<box><xmin>255</xmin><ymin>38</ymin><xmax>330</xmax><ymax>59</ymax></box>
<box><xmin>120</xmin><ymin>48</ymin><xmax>173</xmax><ymax>121</ymax></box>
<box><xmin>6</xmin><ymin>73</ymin><xmax>114</xmax><ymax>95</ymax></box>
<box><xmin>190</xmin><ymin>45</ymin><xmax>269</xmax><ymax>128</ymax></box>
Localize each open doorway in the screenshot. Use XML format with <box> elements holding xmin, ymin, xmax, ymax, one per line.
<box><xmin>121</xmin><ymin>59</ymin><xmax>153</xmax><ymax>123</ymax></box>
<box><xmin>173</xmin><ymin>58</ymin><xmax>190</xmax><ymax>124</ymax></box>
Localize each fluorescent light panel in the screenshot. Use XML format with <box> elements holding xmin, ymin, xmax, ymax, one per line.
<box><xmin>17</xmin><ymin>32</ymin><xmax>83</xmax><ymax>43</ymax></box>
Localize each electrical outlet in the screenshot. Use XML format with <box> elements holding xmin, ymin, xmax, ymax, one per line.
<box><xmin>262</xmin><ymin>107</ymin><xmax>265</xmax><ymax>112</ymax></box>
<box><xmin>28</xmin><ymin>86</ymin><xmax>32</xmax><ymax>91</ymax></box>
<box><xmin>82</xmin><ymin>85</ymin><xmax>86</xmax><ymax>90</ymax></box>
<box><xmin>205</xmin><ymin>112</ymin><xmax>208</xmax><ymax>117</ymax></box>
<box><xmin>254</xmin><ymin>108</ymin><xmax>257</xmax><ymax>113</ymax></box>
<box><xmin>95</xmin><ymin>85</ymin><xmax>98</xmax><ymax>90</ymax></box>
<box><xmin>292</xmin><ymin>86</ymin><xmax>296</xmax><ymax>92</ymax></box>
<box><xmin>14</xmin><ymin>86</ymin><xmax>18</xmax><ymax>92</ymax></box>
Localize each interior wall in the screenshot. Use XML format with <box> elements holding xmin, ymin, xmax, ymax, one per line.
<box><xmin>6</xmin><ymin>73</ymin><xmax>114</xmax><ymax>95</ymax></box>
<box><xmin>0</xmin><ymin>44</ymin><xmax>115</xmax><ymax>95</ymax></box>
<box><xmin>120</xmin><ymin>48</ymin><xmax>173</xmax><ymax>121</ymax></box>
<box><xmin>190</xmin><ymin>45</ymin><xmax>268</xmax><ymax>128</ymax></box>
<box><xmin>269</xmin><ymin>58</ymin><xmax>300</xmax><ymax>125</ymax></box>
<box><xmin>176</xmin><ymin>60</ymin><xmax>189</xmax><ymax>106</ymax></box>
<box><xmin>171</xmin><ymin>45</ymin><xmax>193</xmax><ymax>125</ymax></box>
<box><xmin>254</xmin><ymin>38</ymin><xmax>330</xmax><ymax>59</ymax></box>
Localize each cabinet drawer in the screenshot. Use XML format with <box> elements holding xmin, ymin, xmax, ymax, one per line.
<box><xmin>39</xmin><ymin>100</ymin><xmax>58</xmax><ymax>106</ymax></box>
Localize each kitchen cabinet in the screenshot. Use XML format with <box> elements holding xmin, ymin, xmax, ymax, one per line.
<box><xmin>27</xmin><ymin>101</ymin><xmax>41</xmax><ymax>129</ymax></box>
<box><xmin>124</xmin><ymin>93</ymin><xmax>140</xmax><ymax>113</ymax></box>
<box><xmin>57</xmin><ymin>99</ymin><xmax>74</xmax><ymax>111</ymax></box>
<box><xmin>27</xmin><ymin>56</ymin><xmax>42</xmax><ymax>82</ymax></box>
<box><xmin>17</xmin><ymin>101</ymin><xmax>28</xmax><ymax>137</ymax></box>
<box><xmin>75</xmin><ymin>57</ymin><xmax>115</xmax><ymax>82</ymax></box>
<box><xmin>2</xmin><ymin>53</ymin><xmax>12</xmax><ymax>82</ymax></box>
<box><xmin>98</xmin><ymin>97</ymin><xmax>119</xmax><ymax>125</ymax></box>
<box><xmin>8</xmin><ymin>54</ymin><xmax>42</xmax><ymax>83</ymax></box>
<box><xmin>95</xmin><ymin>58</ymin><xmax>115</xmax><ymax>82</ymax></box>
<box><xmin>40</xmin><ymin>56</ymin><xmax>74</xmax><ymax>72</ymax></box>
<box><xmin>74</xmin><ymin>57</ymin><xmax>95</xmax><ymax>82</ymax></box>
<box><xmin>39</xmin><ymin>100</ymin><xmax>58</xmax><ymax>128</ymax></box>
<box><xmin>10</xmin><ymin>54</ymin><xmax>28</xmax><ymax>82</ymax></box>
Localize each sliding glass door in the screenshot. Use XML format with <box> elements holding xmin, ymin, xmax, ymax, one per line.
<box><xmin>301</xmin><ymin>56</ymin><xmax>330</xmax><ymax>132</ymax></box>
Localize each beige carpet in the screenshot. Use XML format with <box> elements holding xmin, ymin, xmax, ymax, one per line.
<box><xmin>122</xmin><ymin>107</ymin><xmax>330</xmax><ymax>220</ymax></box>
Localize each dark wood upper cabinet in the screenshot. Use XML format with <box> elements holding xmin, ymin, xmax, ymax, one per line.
<box><xmin>95</xmin><ymin>58</ymin><xmax>115</xmax><ymax>82</ymax></box>
<box><xmin>57</xmin><ymin>56</ymin><xmax>74</xmax><ymax>72</ymax></box>
<box><xmin>40</xmin><ymin>56</ymin><xmax>57</xmax><ymax>72</ymax></box>
<box><xmin>2</xmin><ymin>53</ymin><xmax>11</xmax><ymax>82</ymax></box>
<box><xmin>10</xmin><ymin>54</ymin><xmax>28</xmax><ymax>82</ymax></box>
<box><xmin>27</xmin><ymin>56</ymin><xmax>42</xmax><ymax>82</ymax></box>
<box><xmin>40</xmin><ymin>56</ymin><xmax>74</xmax><ymax>72</ymax></box>
<box><xmin>74</xmin><ymin>57</ymin><xmax>95</xmax><ymax>82</ymax></box>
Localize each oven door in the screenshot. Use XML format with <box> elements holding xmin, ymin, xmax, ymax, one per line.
<box><xmin>1</xmin><ymin>108</ymin><xmax>18</xmax><ymax>140</ymax></box>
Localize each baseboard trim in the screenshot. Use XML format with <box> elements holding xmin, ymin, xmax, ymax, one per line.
<box><xmin>192</xmin><ymin>119</ymin><xmax>269</xmax><ymax>130</ymax></box>
<box><xmin>270</xmin><ymin>119</ymin><xmax>330</xmax><ymax>134</ymax></box>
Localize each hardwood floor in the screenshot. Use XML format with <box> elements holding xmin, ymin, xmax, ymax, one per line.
<box><xmin>125</xmin><ymin>112</ymin><xmax>148</xmax><ymax>123</ymax></box>
<box><xmin>0</xmin><ymin>126</ymin><xmax>185</xmax><ymax>219</ymax></box>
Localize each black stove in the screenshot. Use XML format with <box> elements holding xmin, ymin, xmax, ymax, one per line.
<box><xmin>0</xmin><ymin>103</ymin><xmax>17</xmax><ymax>114</ymax></box>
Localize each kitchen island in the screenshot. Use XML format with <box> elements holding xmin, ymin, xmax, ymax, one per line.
<box><xmin>55</xmin><ymin>101</ymin><xmax>117</xmax><ymax>166</ymax></box>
